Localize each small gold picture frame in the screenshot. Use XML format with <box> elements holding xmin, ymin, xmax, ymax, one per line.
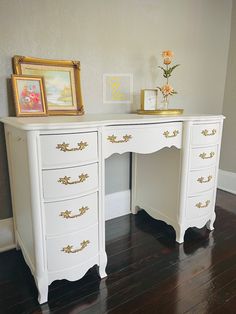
<box><xmin>13</xmin><ymin>55</ymin><xmax>84</xmax><ymax>116</ymax></box>
<box><xmin>141</xmin><ymin>89</ymin><xmax>158</xmax><ymax>111</ymax></box>
<box><xmin>11</xmin><ymin>74</ymin><xmax>47</xmax><ymax>117</ymax></box>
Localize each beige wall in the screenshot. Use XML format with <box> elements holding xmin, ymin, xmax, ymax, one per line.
<box><xmin>0</xmin><ymin>0</ymin><xmax>232</xmax><ymax>218</ymax></box>
<box><xmin>220</xmin><ymin>0</ymin><xmax>236</xmax><ymax>173</ymax></box>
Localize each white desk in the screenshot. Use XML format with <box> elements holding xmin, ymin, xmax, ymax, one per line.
<box><xmin>1</xmin><ymin>113</ymin><xmax>224</xmax><ymax>304</ymax></box>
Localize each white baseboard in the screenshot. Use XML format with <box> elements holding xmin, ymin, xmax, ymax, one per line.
<box><xmin>218</xmin><ymin>169</ymin><xmax>236</xmax><ymax>195</ymax></box>
<box><xmin>0</xmin><ymin>218</ymin><xmax>15</xmax><ymax>253</ymax></box>
<box><xmin>105</xmin><ymin>190</ymin><xmax>131</xmax><ymax>221</ymax></box>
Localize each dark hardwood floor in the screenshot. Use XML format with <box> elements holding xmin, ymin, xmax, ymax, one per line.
<box><xmin>0</xmin><ymin>189</ymin><xmax>236</xmax><ymax>314</ymax></box>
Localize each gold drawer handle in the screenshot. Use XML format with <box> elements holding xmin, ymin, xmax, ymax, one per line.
<box><xmin>197</xmin><ymin>175</ymin><xmax>212</xmax><ymax>184</ymax></box>
<box><xmin>163</xmin><ymin>130</ymin><xmax>179</xmax><ymax>138</ymax></box>
<box><xmin>201</xmin><ymin>129</ymin><xmax>217</xmax><ymax>136</ymax></box>
<box><xmin>107</xmin><ymin>134</ymin><xmax>132</xmax><ymax>143</ymax></box>
<box><xmin>199</xmin><ymin>152</ymin><xmax>215</xmax><ymax>159</ymax></box>
<box><xmin>56</xmin><ymin>141</ymin><xmax>88</xmax><ymax>152</ymax></box>
<box><xmin>195</xmin><ymin>200</ymin><xmax>210</xmax><ymax>208</ymax></box>
<box><xmin>58</xmin><ymin>173</ymin><xmax>89</xmax><ymax>185</ymax></box>
<box><xmin>60</xmin><ymin>206</ymin><xmax>89</xmax><ymax>219</ymax></box>
<box><xmin>62</xmin><ymin>240</ymin><xmax>90</xmax><ymax>254</ymax></box>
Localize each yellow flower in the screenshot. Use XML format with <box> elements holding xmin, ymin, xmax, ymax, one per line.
<box><xmin>162</xmin><ymin>50</ymin><xmax>174</xmax><ymax>58</ymax></box>
<box><xmin>161</xmin><ymin>84</ymin><xmax>174</xmax><ymax>96</ymax></box>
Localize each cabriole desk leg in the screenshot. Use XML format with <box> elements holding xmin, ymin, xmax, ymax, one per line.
<box><xmin>206</xmin><ymin>212</ymin><xmax>216</xmax><ymax>231</ymax></box>
<box><xmin>36</xmin><ymin>276</ymin><xmax>48</xmax><ymax>304</ymax></box>
<box><xmin>174</xmin><ymin>224</ymin><xmax>186</xmax><ymax>244</ymax></box>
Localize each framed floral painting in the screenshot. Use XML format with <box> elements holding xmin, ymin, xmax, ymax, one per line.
<box><xmin>13</xmin><ymin>56</ymin><xmax>84</xmax><ymax>115</ymax></box>
<box><xmin>12</xmin><ymin>75</ymin><xmax>47</xmax><ymax>116</ymax></box>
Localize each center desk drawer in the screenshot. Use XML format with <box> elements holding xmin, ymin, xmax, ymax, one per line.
<box><xmin>42</xmin><ymin>163</ymin><xmax>98</xmax><ymax>201</ymax></box>
<box><xmin>103</xmin><ymin>122</ymin><xmax>182</xmax><ymax>158</ymax></box>
<box><xmin>45</xmin><ymin>193</ymin><xmax>98</xmax><ymax>236</ymax></box>
<box><xmin>40</xmin><ymin>132</ymin><xmax>98</xmax><ymax>168</ymax></box>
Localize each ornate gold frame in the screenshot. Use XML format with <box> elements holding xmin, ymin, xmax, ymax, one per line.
<box><xmin>11</xmin><ymin>74</ymin><xmax>47</xmax><ymax>117</ymax></box>
<box><xmin>13</xmin><ymin>55</ymin><xmax>84</xmax><ymax>116</ymax></box>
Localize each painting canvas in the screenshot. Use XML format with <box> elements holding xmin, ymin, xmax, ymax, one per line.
<box><xmin>21</xmin><ymin>64</ymin><xmax>76</xmax><ymax>111</ymax></box>
<box><xmin>13</xmin><ymin>56</ymin><xmax>84</xmax><ymax>115</ymax></box>
<box><xmin>12</xmin><ymin>75</ymin><xmax>47</xmax><ymax>116</ymax></box>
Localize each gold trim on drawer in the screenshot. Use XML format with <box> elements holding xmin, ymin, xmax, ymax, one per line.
<box><xmin>197</xmin><ymin>175</ymin><xmax>212</xmax><ymax>184</ymax></box>
<box><xmin>195</xmin><ymin>200</ymin><xmax>210</xmax><ymax>208</ymax></box>
<box><xmin>163</xmin><ymin>130</ymin><xmax>179</xmax><ymax>138</ymax></box>
<box><xmin>199</xmin><ymin>152</ymin><xmax>215</xmax><ymax>159</ymax></box>
<box><xmin>61</xmin><ymin>240</ymin><xmax>90</xmax><ymax>254</ymax></box>
<box><xmin>58</xmin><ymin>173</ymin><xmax>89</xmax><ymax>185</ymax></box>
<box><xmin>56</xmin><ymin>141</ymin><xmax>88</xmax><ymax>152</ymax></box>
<box><xmin>201</xmin><ymin>129</ymin><xmax>217</xmax><ymax>136</ymax></box>
<box><xmin>107</xmin><ymin>134</ymin><xmax>132</xmax><ymax>143</ymax></box>
<box><xmin>60</xmin><ymin>206</ymin><xmax>89</xmax><ymax>219</ymax></box>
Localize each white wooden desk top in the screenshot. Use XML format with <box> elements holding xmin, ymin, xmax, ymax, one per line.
<box><xmin>1</xmin><ymin>113</ymin><xmax>225</xmax><ymax>131</ymax></box>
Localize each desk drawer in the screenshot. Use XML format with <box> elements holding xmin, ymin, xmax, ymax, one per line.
<box><xmin>41</xmin><ymin>132</ymin><xmax>98</xmax><ymax>168</ymax></box>
<box><xmin>42</xmin><ymin>163</ymin><xmax>98</xmax><ymax>201</ymax></box>
<box><xmin>45</xmin><ymin>192</ymin><xmax>98</xmax><ymax>236</ymax></box>
<box><xmin>104</xmin><ymin>122</ymin><xmax>182</xmax><ymax>158</ymax></box>
<box><xmin>191</xmin><ymin>123</ymin><xmax>220</xmax><ymax>146</ymax></box>
<box><xmin>190</xmin><ymin>145</ymin><xmax>218</xmax><ymax>169</ymax></box>
<box><xmin>186</xmin><ymin>190</ymin><xmax>214</xmax><ymax>220</ymax></box>
<box><xmin>188</xmin><ymin>167</ymin><xmax>216</xmax><ymax>195</ymax></box>
<box><xmin>46</xmin><ymin>224</ymin><xmax>98</xmax><ymax>271</ymax></box>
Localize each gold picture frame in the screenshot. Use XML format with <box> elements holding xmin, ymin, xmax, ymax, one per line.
<box><xmin>13</xmin><ymin>55</ymin><xmax>84</xmax><ymax>116</ymax></box>
<box><xmin>140</xmin><ymin>89</ymin><xmax>158</xmax><ymax>111</ymax></box>
<box><xmin>11</xmin><ymin>74</ymin><xmax>47</xmax><ymax>117</ymax></box>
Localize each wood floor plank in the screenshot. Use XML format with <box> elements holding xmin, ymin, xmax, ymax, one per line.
<box><xmin>108</xmin><ymin>250</ymin><xmax>236</xmax><ymax>313</ymax></box>
<box><xmin>211</xmin><ymin>294</ymin><xmax>236</xmax><ymax>314</ymax></box>
<box><xmin>184</xmin><ymin>279</ymin><xmax>236</xmax><ymax>314</ymax></box>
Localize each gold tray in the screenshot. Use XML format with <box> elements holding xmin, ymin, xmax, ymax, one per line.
<box><xmin>137</xmin><ymin>109</ymin><xmax>183</xmax><ymax>115</ymax></box>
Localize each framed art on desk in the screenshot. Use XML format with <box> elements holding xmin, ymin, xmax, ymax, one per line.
<box><xmin>13</xmin><ymin>55</ymin><xmax>84</xmax><ymax>116</ymax></box>
<box><xmin>141</xmin><ymin>89</ymin><xmax>158</xmax><ymax>111</ymax></box>
<box><xmin>11</xmin><ymin>74</ymin><xmax>47</xmax><ymax>117</ymax></box>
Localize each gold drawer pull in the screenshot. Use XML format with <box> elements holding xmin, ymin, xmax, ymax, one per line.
<box><xmin>199</xmin><ymin>152</ymin><xmax>215</xmax><ymax>159</ymax></box>
<box><xmin>195</xmin><ymin>200</ymin><xmax>210</xmax><ymax>208</ymax></box>
<box><xmin>56</xmin><ymin>141</ymin><xmax>88</xmax><ymax>152</ymax></box>
<box><xmin>58</xmin><ymin>173</ymin><xmax>89</xmax><ymax>185</ymax></box>
<box><xmin>163</xmin><ymin>130</ymin><xmax>179</xmax><ymax>138</ymax></box>
<box><xmin>107</xmin><ymin>134</ymin><xmax>132</xmax><ymax>143</ymax></box>
<box><xmin>201</xmin><ymin>129</ymin><xmax>217</xmax><ymax>136</ymax></box>
<box><xmin>62</xmin><ymin>240</ymin><xmax>90</xmax><ymax>254</ymax></box>
<box><xmin>60</xmin><ymin>206</ymin><xmax>89</xmax><ymax>219</ymax></box>
<box><xmin>197</xmin><ymin>175</ymin><xmax>212</xmax><ymax>184</ymax></box>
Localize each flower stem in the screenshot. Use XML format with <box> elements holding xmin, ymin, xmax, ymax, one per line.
<box><xmin>166</xmin><ymin>64</ymin><xmax>169</xmax><ymax>84</ymax></box>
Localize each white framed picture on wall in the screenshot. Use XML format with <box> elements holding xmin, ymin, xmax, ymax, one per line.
<box><xmin>103</xmin><ymin>73</ymin><xmax>133</xmax><ymax>104</ymax></box>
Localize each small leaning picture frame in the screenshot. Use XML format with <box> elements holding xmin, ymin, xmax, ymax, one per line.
<box><xmin>140</xmin><ymin>88</ymin><xmax>158</xmax><ymax>111</ymax></box>
<box><xmin>13</xmin><ymin>55</ymin><xmax>84</xmax><ymax>116</ymax></box>
<box><xmin>11</xmin><ymin>74</ymin><xmax>47</xmax><ymax>117</ymax></box>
